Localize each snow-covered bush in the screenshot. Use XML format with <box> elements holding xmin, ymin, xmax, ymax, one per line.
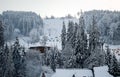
<box><xmin>29</xmin><ymin>28</ymin><xmax>40</xmax><ymax>43</ymax></box>
<box><xmin>26</xmin><ymin>50</ymin><xmax>42</xmax><ymax>77</ymax></box>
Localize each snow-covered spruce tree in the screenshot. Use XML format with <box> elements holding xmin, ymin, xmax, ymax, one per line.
<box><xmin>89</xmin><ymin>16</ymin><xmax>100</xmax><ymax>53</ymax></box>
<box><xmin>45</xmin><ymin>47</ymin><xmax>61</xmax><ymax>71</ymax></box>
<box><xmin>0</xmin><ymin>21</ymin><xmax>14</xmax><ymax>77</ymax></box>
<box><xmin>67</xmin><ymin>21</ymin><xmax>74</xmax><ymax>44</ymax></box>
<box><xmin>1</xmin><ymin>44</ymin><xmax>15</xmax><ymax>77</ymax></box>
<box><xmin>49</xmin><ymin>47</ymin><xmax>57</xmax><ymax>72</ymax></box>
<box><xmin>79</xmin><ymin>16</ymin><xmax>88</xmax><ymax>60</ymax></box>
<box><xmin>71</xmin><ymin>23</ymin><xmax>78</xmax><ymax>49</ymax></box>
<box><xmin>29</xmin><ymin>28</ymin><xmax>40</xmax><ymax>43</ymax></box>
<box><xmin>2</xmin><ymin>45</ymin><xmax>10</xmax><ymax>77</ymax></box>
<box><xmin>6</xmin><ymin>45</ymin><xmax>15</xmax><ymax>77</ymax></box>
<box><xmin>0</xmin><ymin>20</ymin><xmax>5</xmax><ymax>77</ymax></box>
<box><xmin>25</xmin><ymin>50</ymin><xmax>42</xmax><ymax>77</ymax></box>
<box><xmin>84</xmin><ymin>16</ymin><xmax>105</xmax><ymax>69</ymax></box>
<box><xmin>0</xmin><ymin>21</ymin><xmax>4</xmax><ymax>48</ymax></box>
<box><xmin>55</xmin><ymin>49</ymin><xmax>63</xmax><ymax>68</ymax></box>
<box><xmin>74</xmin><ymin>16</ymin><xmax>88</xmax><ymax>68</ymax></box>
<box><xmin>62</xmin><ymin>43</ymin><xmax>76</xmax><ymax>68</ymax></box>
<box><xmin>61</xmin><ymin>21</ymin><xmax>66</xmax><ymax>50</ymax></box>
<box><xmin>105</xmin><ymin>45</ymin><xmax>112</xmax><ymax>67</ymax></box>
<box><xmin>113</xmin><ymin>23</ymin><xmax>120</xmax><ymax>42</ymax></box>
<box><xmin>108</xmin><ymin>53</ymin><xmax>120</xmax><ymax>77</ymax></box>
<box><xmin>12</xmin><ymin>37</ymin><xmax>26</xmax><ymax>77</ymax></box>
<box><xmin>74</xmin><ymin>23</ymin><xmax>82</xmax><ymax>68</ymax></box>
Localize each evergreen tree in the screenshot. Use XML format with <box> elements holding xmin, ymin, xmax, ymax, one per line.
<box><xmin>50</xmin><ymin>47</ymin><xmax>56</xmax><ymax>72</ymax></box>
<box><xmin>67</xmin><ymin>21</ymin><xmax>74</xmax><ymax>43</ymax></box>
<box><xmin>75</xmin><ymin>16</ymin><xmax>88</xmax><ymax>68</ymax></box>
<box><xmin>108</xmin><ymin>53</ymin><xmax>120</xmax><ymax>77</ymax></box>
<box><xmin>56</xmin><ymin>51</ymin><xmax>63</xmax><ymax>68</ymax></box>
<box><xmin>0</xmin><ymin>48</ymin><xmax>5</xmax><ymax>77</ymax></box>
<box><xmin>2</xmin><ymin>45</ymin><xmax>9</xmax><ymax>77</ymax></box>
<box><xmin>89</xmin><ymin>16</ymin><xmax>100</xmax><ymax>54</ymax></box>
<box><xmin>62</xmin><ymin>43</ymin><xmax>76</xmax><ymax>68</ymax></box>
<box><xmin>105</xmin><ymin>45</ymin><xmax>112</xmax><ymax>67</ymax></box>
<box><xmin>61</xmin><ymin>21</ymin><xmax>66</xmax><ymax>50</ymax></box>
<box><xmin>71</xmin><ymin>23</ymin><xmax>78</xmax><ymax>49</ymax></box>
<box><xmin>12</xmin><ymin>37</ymin><xmax>26</xmax><ymax>77</ymax></box>
<box><xmin>79</xmin><ymin>16</ymin><xmax>88</xmax><ymax>59</ymax></box>
<box><xmin>113</xmin><ymin>22</ymin><xmax>120</xmax><ymax>40</ymax></box>
<box><xmin>84</xmin><ymin>16</ymin><xmax>105</xmax><ymax>68</ymax></box>
<box><xmin>0</xmin><ymin>21</ymin><xmax>4</xmax><ymax>48</ymax></box>
<box><xmin>0</xmin><ymin>20</ymin><xmax>5</xmax><ymax>77</ymax></box>
<box><xmin>7</xmin><ymin>45</ymin><xmax>15</xmax><ymax>77</ymax></box>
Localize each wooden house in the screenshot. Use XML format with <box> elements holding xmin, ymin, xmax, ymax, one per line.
<box><xmin>29</xmin><ymin>46</ymin><xmax>51</xmax><ymax>53</ymax></box>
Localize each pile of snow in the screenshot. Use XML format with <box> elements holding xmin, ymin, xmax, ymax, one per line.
<box><xmin>51</xmin><ymin>69</ymin><xmax>93</xmax><ymax>77</ymax></box>
<box><xmin>94</xmin><ymin>66</ymin><xmax>113</xmax><ymax>77</ymax></box>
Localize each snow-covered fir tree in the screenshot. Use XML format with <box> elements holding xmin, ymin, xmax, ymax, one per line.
<box><xmin>12</xmin><ymin>37</ymin><xmax>26</xmax><ymax>77</ymax></box>
<box><xmin>0</xmin><ymin>20</ymin><xmax>5</xmax><ymax>77</ymax></box>
<box><xmin>0</xmin><ymin>21</ymin><xmax>14</xmax><ymax>77</ymax></box>
<box><xmin>89</xmin><ymin>16</ymin><xmax>100</xmax><ymax>53</ymax></box>
<box><xmin>45</xmin><ymin>47</ymin><xmax>62</xmax><ymax>71</ymax></box>
<box><xmin>61</xmin><ymin>21</ymin><xmax>67</xmax><ymax>50</ymax></box>
<box><xmin>71</xmin><ymin>23</ymin><xmax>78</xmax><ymax>49</ymax></box>
<box><xmin>113</xmin><ymin>22</ymin><xmax>120</xmax><ymax>43</ymax></box>
<box><xmin>67</xmin><ymin>21</ymin><xmax>74</xmax><ymax>43</ymax></box>
<box><xmin>74</xmin><ymin>23</ymin><xmax>82</xmax><ymax>68</ymax></box>
<box><xmin>0</xmin><ymin>21</ymin><xmax>4</xmax><ymax>48</ymax></box>
<box><xmin>75</xmin><ymin>15</ymin><xmax>88</xmax><ymax>68</ymax></box>
<box><xmin>2</xmin><ymin>45</ymin><xmax>10</xmax><ymax>77</ymax></box>
<box><xmin>49</xmin><ymin>47</ymin><xmax>57</xmax><ymax>72</ymax></box>
<box><xmin>84</xmin><ymin>16</ymin><xmax>105</xmax><ymax>69</ymax></box>
<box><xmin>105</xmin><ymin>45</ymin><xmax>112</xmax><ymax>67</ymax></box>
<box><xmin>62</xmin><ymin>43</ymin><xmax>76</xmax><ymax>68</ymax></box>
<box><xmin>108</xmin><ymin>53</ymin><xmax>120</xmax><ymax>77</ymax></box>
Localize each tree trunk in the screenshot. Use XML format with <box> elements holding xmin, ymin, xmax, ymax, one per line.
<box><xmin>91</xmin><ymin>68</ymin><xmax>95</xmax><ymax>77</ymax></box>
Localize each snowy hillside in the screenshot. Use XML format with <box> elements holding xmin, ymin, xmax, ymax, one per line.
<box><xmin>43</xmin><ymin>18</ymin><xmax>78</xmax><ymax>49</ymax></box>
<box><xmin>43</xmin><ymin>18</ymin><xmax>78</xmax><ymax>37</ymax></box>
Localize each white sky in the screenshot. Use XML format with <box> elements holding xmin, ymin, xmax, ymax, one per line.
<box><xmin>0</xmin><ymin>0</ymin><xmax>120</xmax><ymax>18</ymax></box>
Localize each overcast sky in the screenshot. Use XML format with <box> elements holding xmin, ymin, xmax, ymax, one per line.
<box><xmin>0</xmin><ymin>0</ymin><xmax>120</xmax><ymax>17</ymax></box>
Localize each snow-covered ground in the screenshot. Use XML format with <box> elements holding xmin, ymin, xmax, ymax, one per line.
<box><xmin>51</xmin><ymin>69</ymin><xmax>92</xmax><ymax>77</ymax></box>
<box><xmin>94</xmin><ymin>66</ymin><xmax>113</xmax><ymax>77</ymax></box>
<box><xmin>51</xmin><ymin>66</ymin><xmax>112</xmax><ymax>77</ymax></box>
